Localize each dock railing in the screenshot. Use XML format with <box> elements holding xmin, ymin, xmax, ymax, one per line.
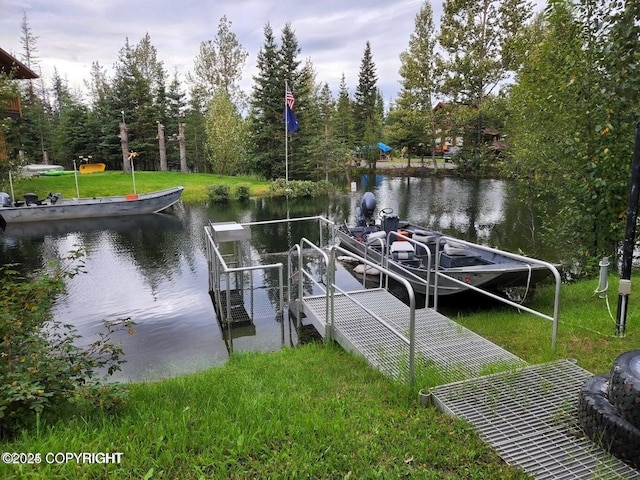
<box><xmin>431</xmin><ymin>236</ymin><xmax>562</xmax><ymax>350</ymax></box>
<box><xmin>351</xmin><ymin>229</ymin><xmax>561</xmax><ymax>350</ymax></box>
<box><xmin>205</xmin><ymin>222</ymin><xmax>284</xmax><ymax>327</ymax></box>
<box><xmin>292</xmin><ymin>236</ymin><xmax>419</xmax><ymax>389</ymax></box>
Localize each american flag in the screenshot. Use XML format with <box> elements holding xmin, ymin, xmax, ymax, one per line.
<box><xmin>285</xmin><ymin>85</ymin><xmax>295</xmax><ymax>110</ymax></box>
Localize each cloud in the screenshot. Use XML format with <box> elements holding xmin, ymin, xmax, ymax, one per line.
<box><xmin>0</xmin><ymin>0</ymin><xmax>545</xmax><ymax>104</ymax></box>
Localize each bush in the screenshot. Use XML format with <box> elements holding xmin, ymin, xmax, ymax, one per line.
<box><xmin>0</xmin><ymin>253</ymin><xmax>133</xmax><ymax>439</ymax></box>
<box><xmin>235</xmin><ymin>183</ymin><xmax>251</xmax><ymax>202</ymax></box>
<box><xmin>206</xmin><ymin>184</ymin><xmax>230</xmax><ymax>203</ymax></box>
<box><xmin>268</xmin><ymin>179</ymin><xmax>332</xmax><ymax>198</ymax></box>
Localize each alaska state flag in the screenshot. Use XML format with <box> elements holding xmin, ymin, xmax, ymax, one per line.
<box><xmin>284</xmin><ymin>86</ymin><xmax>299</xmax><ymax>133</ymax></box>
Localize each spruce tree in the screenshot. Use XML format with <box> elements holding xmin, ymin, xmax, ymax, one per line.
<box><xmin>353</xmin><ymin>41</ymin><xmax>380</xmax><ymax>162</ymax></box>
<box><xmin>249</xmin><ymin>23</ymin><xmax>282</xmax><ymax>180</ymax></box>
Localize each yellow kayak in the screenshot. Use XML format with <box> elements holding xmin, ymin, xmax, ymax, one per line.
<box><xmin>79</xmin><ymin>163</ymin><xmax>106</xmax><ymax>174</ymax></box>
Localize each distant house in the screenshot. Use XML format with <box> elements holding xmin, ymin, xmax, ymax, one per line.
<box><xmin>0</xmin><ymin>46</ymin><xmax>38</xmax><ymax>162</ymax></box>
<box><xmin>432</xmin><ymin>102</ymin><xmax>464</xmax><ymax>154</ymax></box>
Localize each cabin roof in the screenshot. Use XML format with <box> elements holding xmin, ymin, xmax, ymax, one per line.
<box><xmin>0</xmin><ymin>47</ymin><xmax>38</xmax><ymax>79</ymax></box>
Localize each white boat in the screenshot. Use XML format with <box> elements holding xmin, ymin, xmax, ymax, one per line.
<box><xmin>0</xmin><ymin>186</ymin><xmax>183</xmax><ymax>228</ymax></box>
<box><xmin>337</xmin><ymin>192</ymin><xmax>556</xmax><ymax>297</ymax></box>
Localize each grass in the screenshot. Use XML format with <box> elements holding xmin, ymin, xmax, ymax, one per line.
<box><xmin>0</xmin><ymin>344</ymin><xmax>529</xmax><ymax>480</ymax></box>
<box><xmin>3</xmin><ymin>276</ymin><xmax>638</xmax><ymax>479</ymax></box>
<box><xmin>454</xmin><ymin>274</ymin><xmax>639</xmax><ymax>374</ymax></box>
<box><xmin>5</xmin><ymin>171</ymin><xmax>271</xmax><ymax>203</ymax></box>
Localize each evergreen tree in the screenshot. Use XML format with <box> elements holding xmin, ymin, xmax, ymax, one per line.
<box><xmin>249</xmin><ymin>23</ymin><xmax>282</xmax><ymax>180</ymax></box>
<box><xmin>333</xmin><ymin>74</ymin><xmax>354</xmax><ymax>155</ymax></box>
<box><xmin>166</xmin><ymin>71</ymin><xmax>187</xmax><ymax>170</ymax></box>
<box><xmin>17</xmin><ymin>12</ymin><xmax>51</xmax><ymax>164</ymax></box>
<box><xmin>353</xmin><ymin>41</ymin><xmax>380</xmax><ymax>151</ymax></box>
<box><xmin>49</xmin><ymin>69</ymin><xmax>92</xmax><ymax>167</ymax></box>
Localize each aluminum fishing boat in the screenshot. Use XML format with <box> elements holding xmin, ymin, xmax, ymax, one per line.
<box><xmin>336</xmin><ymin>192</ymin><xmax>555</xmax><ymax>297</ymax></box>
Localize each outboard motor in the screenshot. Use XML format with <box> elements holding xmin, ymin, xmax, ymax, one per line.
<box><xmin>0</xmin><ymin>192</ymin><xmax>10</xmax><ymax>207</ymax></box>
<box><xmin>355</xmin><ymin>192</ymin><xmax>377</xmax><ymax>226</ymax></box>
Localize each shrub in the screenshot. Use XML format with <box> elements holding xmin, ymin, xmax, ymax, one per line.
<box><xmin>235</xmin><ymin>183</ymin><xmax>251</xmax><ymax>202</ymax></box>
<box><xmin>0</xmin><ymin>252</ymin><xmax>133</xmax><ymax>439</ymax></box>
<box><xmin>268</xmin><ymin>179</ymin><xmax>332</xmax><ymax>198</ymax></box>
<box><xmin>206</xmin><ymin>184</ymin><xmax>231</xmax><ymax>203</ymax></box>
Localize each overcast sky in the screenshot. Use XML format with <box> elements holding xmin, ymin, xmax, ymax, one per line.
<box><xmin>0</xmin><ymin>0</ymin><xmax>544</xmax><ymax>104</ymax></box>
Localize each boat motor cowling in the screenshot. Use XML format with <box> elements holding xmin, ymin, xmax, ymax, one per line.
<box><xmin>0</xmin><ymin>192</ymin><xmax>10</xmax><ymax>207</ymax></box>
<box><xmin>356</xmin><ymin>192</ymin><xmax>377</xmax><ymax>226</ymax></box>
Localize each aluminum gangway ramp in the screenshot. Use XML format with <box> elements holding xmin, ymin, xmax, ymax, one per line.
<box><xmin>301</xmin><ymin>288</ymin><xmax>525</xmax><ymax>381</ymax></box>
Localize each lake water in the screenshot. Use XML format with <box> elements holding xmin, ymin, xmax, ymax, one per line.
<box><xmin>0</xmin><ymin>176</ymin><xmax>552</xmax><ymax>382</ymax></box>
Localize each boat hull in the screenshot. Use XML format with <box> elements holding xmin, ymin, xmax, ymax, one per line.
<box><xmin>0</xmin><ymin>186</ymin><xmax>183</xmax><ymax>224</ymax></box>
<box><xmin>336</xmin><ymin>228</ymin><xmax>552</xmax><ymax>297</ymax></box>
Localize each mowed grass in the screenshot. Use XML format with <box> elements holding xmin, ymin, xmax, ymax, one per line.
<box><xmin>7</xmin><ymin>171</ymin><xmax>271</xmax><ymax>203</ymax></box>
<box><xmin>454</xmin><ymin>274</ymin><xmax>640</xmax><ymax>374</ymax></box>
<box><xmin>3</xmin><ymin>276</ymin><xmax>638</xmax><ymax>479</ymax></box>
<box><xmin>0</xmin><ymin>343</ymin><xmax>530</xmax><ymax>480</ymax></box>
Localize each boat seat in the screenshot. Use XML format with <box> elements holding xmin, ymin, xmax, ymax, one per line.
<box><xmin>24</xmin><ymin>193</ymin><xmax>43</xmax><ymax>206</ymax></box>
<box><xmin>444</xmin><ymin>241</ymin><xmax>468</xmax><ymax>256</ymax></box>
<box><xmin>412</xmin><ymin>233</ymin><xmax>437</xmax><ymax>257</ymax></box>
<box><xmin>390</xmin><ymin>241</ymin><xmax>415</xmax><ymax>261</ymax></box>
<box><xmin>366</xmin><ymin>230</ymin><xmax>387</xmax><ymax>247</ymax></box>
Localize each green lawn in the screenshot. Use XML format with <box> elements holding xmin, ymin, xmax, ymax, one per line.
<box><xmin>2</xmin><ymin>275</ymin><xmax>639</xmax><ymax>479</ymax></box>
<box><xmin>5</xmin><ymin>171</ymin><xmax>271</xmax><ymax>203</ymax></box>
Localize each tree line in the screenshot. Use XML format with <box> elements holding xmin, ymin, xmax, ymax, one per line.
<box><xmin>1</xmin><ymin>0</ymin><xmax>639</xmax><ymax>273</ymax></box>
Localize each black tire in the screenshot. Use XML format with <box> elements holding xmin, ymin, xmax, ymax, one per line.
<box><xmin>609</xmin><ymin>350</ymin><xmax>640</xmax><ymax>428</ymax></box>
<box><xmin>577</xmin><ymin>374</ymin><xmax>640</xmax><ymax>469</ymax></box>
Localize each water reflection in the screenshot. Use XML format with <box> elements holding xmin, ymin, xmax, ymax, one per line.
<box><xmin>0</xmin><ymin>176</ymin><xmax>552</xmax><ymax>382</ymax></box>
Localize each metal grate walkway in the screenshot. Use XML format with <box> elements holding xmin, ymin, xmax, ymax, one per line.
<box><xmin>302</xmin><ymin>289</ymin><xmax>525</xmax><ymax>381</ymax></box>
<box><xmin>301</xmin><ymin>290</ymin><xmax>640</xmax><ymax>479</ymax></box>
<box><xmin>431</xmin><ymin>360</ymin><xmax>640</xmax><ymax>479</ymax></box>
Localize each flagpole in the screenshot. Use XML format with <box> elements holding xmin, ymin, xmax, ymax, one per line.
<box><xmin>284</xmin><ymin>81</ymin><xmax>289</xmax><ymax>185</ymax></box>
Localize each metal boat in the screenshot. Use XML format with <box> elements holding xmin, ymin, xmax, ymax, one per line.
<box><xmin>0</xmin><ymin>186</ymin><xmax>183</xmax><ymax>228</ymax></box>
<box><xmin>336</xmin><ymin>192</ymin><xmax>556</xmax><ymax>297</ymax></box>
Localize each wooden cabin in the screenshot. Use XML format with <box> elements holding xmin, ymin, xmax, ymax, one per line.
<box><xmin>0</xmin><ymin>47</ymin><xmax>38</xmax><ymax>162</ymax></box>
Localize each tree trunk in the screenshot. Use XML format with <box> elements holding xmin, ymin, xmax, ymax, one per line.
<box><xmin>179</xmin><ymin>123</ymin><xmax>188</xmax><ymax>173</ymax></box>
<box><xmin>158</xmin><ymin>123</ymin><xmax>167</xmax><ymax>171</ymax></box>
<box><xmin>120</xmin><ymin>122</ymin><xmax>131</xmax><ymax>173</ymax></box>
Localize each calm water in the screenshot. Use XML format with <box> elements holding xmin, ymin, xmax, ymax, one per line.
<box><xmin>0</xmin><ymin>176</ymin><xmax>551</xmax><ymax>382</ymax></box>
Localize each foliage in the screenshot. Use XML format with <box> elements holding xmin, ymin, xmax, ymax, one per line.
<box><xmin>353</xmin><ymin>41</ymin><xmax>382</xmax><ymax>152</ymax></box>
<box><xmin>386</xmin><ymin>1</ymin><xmax>436</xmax><ymax>166</ymax></box>
<box><xmin>205</xmin><ymin>89</ymin><xmax>246</xmax><ymax>176</ymax></box>
<box><xmin>206</xmin><ymin>183</ymin><xmax>231</xmax><ymax>203</ymax></box>
<box><xmin>267</xmin><ymin>178</ymin><xmax>332</xmax><ymax>198</ymax></box>
<box><xmin>436</xmin><ymin>0</ymin><xmax>534</xmax><ymax>106</ymax></box>
<box><xmin>506</xmin><ymin>0</ymin><xmax>640</xmax><ymax>275</ymax></box>
<box><xmin>234</xmin><ymin>183</ymin><xmax>251</xmax><ymax>201</ymax></box>
<box><xmin>188</xmin><ymin>15</ymin><xmax>249</xmax><ymax>112</ymax></box>
<box><xmin>0</xmin><ymin>254</ymin><xmax>133</xmax><ymax>439</ymax></box>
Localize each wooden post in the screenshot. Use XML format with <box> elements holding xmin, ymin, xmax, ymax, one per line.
<box><xmin>158</xmin><ymin>122</ymin><xmax>167</xmax><ymax>171</ymax></box>
<box><xmin>119</xmin><ymin>122</ymin><xmax>131</xmax><ymax>173</ymax></box>
<box><xmin>178</xmin><ymin>122</ymin><xmax>188</xmax><ymax>173</ymax></box>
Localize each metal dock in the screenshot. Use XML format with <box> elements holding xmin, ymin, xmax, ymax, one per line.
<box><xmin>205</xmin><ymin>218</ymin><xmax>640</xmax><ymax>480</ymax></box>
<box><xmin>302</xmin><ymin>288</ymin><xmax>525</xmax><ymax>381</ymax></box>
